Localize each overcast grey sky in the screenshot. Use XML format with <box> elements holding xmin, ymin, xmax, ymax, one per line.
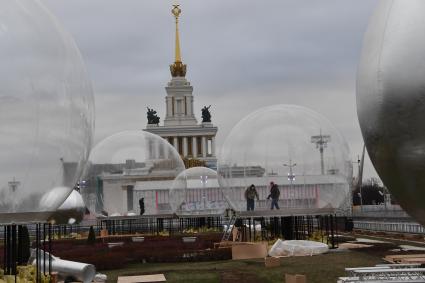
<box><xmin>43</xmin><ymin>0</ymin><xmax>379</xmax><ymax>180</ymax></box>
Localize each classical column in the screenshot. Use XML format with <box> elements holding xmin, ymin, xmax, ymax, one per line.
<box><xmin>154</xmin><ymin>140</ymin><xmax>160</xmax><ymax>159</ymax></box>
<box><xmin>148</xmin><ymin>139</ymin><xmax>154</xmax><ymax>159</ymax></box>
<box><xmin>191</xmin><ymin>97</ymin><xmax>194</xmax><ymax>117</ymax></box>
<box><xmin>185</xmin><ymin>96</ymin><xmax>190</xmax><ymax>116</ymax></box>
<box><xmin>183</xmin><ymin>137</ymin><xmax>188</xmax><ymax>157</ymax></box>
<box><xmin>192</xmin><ymin>136</ymin><xmax>197</xmax><ymax>158</ymax></box>
<box><xmin>164</xmin><ymin>140</ymin><xmax>170</xmax><ymax>159</ymax></box>
<box><xmin>173</xmin><ymin>137</ymin><xmax>178</xmax><ymax>154</ymax></box>
<box><xmin>202</xmin><ymin>136</ymin><xmax>207</xmax><ymax>158</ymax></box>
<box><xmin>166</xmin><ymin>97</ymin><xmax>172</xmax><ymax>117</ymax></box>
<box><xmin>211</xmin><ymin>136</ymin><xmax>216</xmax><ymax>156</ymax></box>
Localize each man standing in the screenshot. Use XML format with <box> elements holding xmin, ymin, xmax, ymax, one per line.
<box><xmin>139</xmin><ymin>197</ymin><xmax>145</xmax><ymax>215</ymax></box>
<box><xmin>245</xmin><ymin>184</ymin><xmax>259</xmax><ymax>211</ymax></box>
<box><xmin>267</xmin><ymin>182</ymin><xmax>280</xmax><ymax>210</ymax></box>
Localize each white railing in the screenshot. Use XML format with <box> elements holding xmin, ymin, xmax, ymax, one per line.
<box><xmin>352</xmin><ymin>205</ymin><xmax>411</xmax><ymax>218</ymax></box>
<box><xmin>354</xmin><ymin>220</ymin><xmax>425</xmax><ymax>234</ymax></box>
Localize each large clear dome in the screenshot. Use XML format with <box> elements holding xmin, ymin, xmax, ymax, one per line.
<box><xmin>81</xmin><ymin>131</ymin><xmax>185</xmax><ymax>217</ymax></box>
<box><xmin>170</xmin><ymin>167</ymin><xmax>227</xmax><ymax>216</ymax></box>
<box><xmin>48</xmin><ymin>190</ymin><xmax>86</xmax><ymax>225</ymax></box>
<box><xmin>0</xmin><ymin>1</ymin><xmax>94</xmax><ymax>223</ymax></box>
<box><xmin>218</xmin><ymin>105</ymin><xmax>351</xmax><ymax>213</ymax></box>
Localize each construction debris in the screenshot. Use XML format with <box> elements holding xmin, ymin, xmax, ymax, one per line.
<box><xmin>268</xmin><ymin>239</ymin><xmax>328</xmax><ymax>257</ymax></box>
<box><xmin>117</xmin><ymin>274</ymin><xmax>166</xmax><ymax>283</ymax></box>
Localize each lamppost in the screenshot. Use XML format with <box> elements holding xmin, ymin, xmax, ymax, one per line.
<box><xmin>283</xmin><ymin>160</ymin><xmax>296</xmax><ymax>188</ymax></box>
<box><xmin>8</xmin><ymin>177</ymin><xmax>20</xmax><ymax>193</ymax></box>
<box><xmin>284</xmin><ymin>160</ymin><xmax>296</xmax><ymax>207</ymax></box>
<box><xmin>200</xmin><ymin>175</ymin><xmax>208</xmax><ymax>211</ymax></box>
<box><xmin>352</xmin><ymin>155</ymin><xmax>363</xmax><ymax>212</ymax></box>
<box><xmin>358</xmin><ymin>145</ymin><xmax>366</xmax><ymax>212</ymax></box>
<box><xmin>311</xmin><ymin>131</ymin><xmax>331</xmax><ymax>175</ymax></box>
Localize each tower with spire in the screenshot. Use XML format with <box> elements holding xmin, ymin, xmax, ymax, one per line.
<box><xmin>145</xmin><ymin>4</ymin><xmax>218</xmax><ymax>169</ymax></box>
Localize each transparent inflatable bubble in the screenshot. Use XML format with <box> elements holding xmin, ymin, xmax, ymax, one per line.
<box><xmin>48</xmin><ymin>190</ymin><xmax>86</xmax><ymax>225</ymax></box>
<box><xmin>218</xmin><ymin>105</ymin><xmax>351</xmax><ymax>213</ymax></box>
<box><xmin>0</xmin><ymin>1</ymin><xmax>94</xmax><ymax>224</ymax></box>
<box><xmin>170</xmin><ymin>167</ymin><xmax>227</xmax><ymax>216</ymax></box>
<box><xmin>81</xmin><ymin>131</ymin><xmax>185</xmax><ymax>217</ymax></box>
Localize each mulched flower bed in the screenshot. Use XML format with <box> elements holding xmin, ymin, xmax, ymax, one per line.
<box><xmin>48</xmin><ymin>233</ymin><xmax>231</xmax><ymax>270</ymax></box>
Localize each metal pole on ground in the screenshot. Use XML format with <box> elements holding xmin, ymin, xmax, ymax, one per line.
<box><xmin>49</xmin><ymin>222</ymin><xmax>52</xmax><ymax>279</ymax></box>
<box><xmin>43</xmin><ymin>223</ymin><xmax>46</xmax><ymax>276</ymax></box>
<box><xmin>35</xmin><ymin>224</ymin><xmax>39</xmax><ymax>283</ymax></box>
<box><xmin>11</xmin><ymin>224</ymin><xmax>16</xmax><ymax>278</ymax></box>
<box><xmin>330</xmin><ymin>215</ymin><xmax>335</xmax><ymax>249</ymax></box>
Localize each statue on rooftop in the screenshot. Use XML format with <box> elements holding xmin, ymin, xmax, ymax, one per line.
<box><xmin>201</xmin><ymin>105</ymin><xmax>211</xmax><ymax>123</ymax></box>
<box><xmin>147</xmin><ymin>107</ymin><xmax>160</xmax><ymax>125</ymax></box>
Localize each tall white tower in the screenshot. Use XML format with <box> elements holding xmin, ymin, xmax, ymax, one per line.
<box><xmin>164</xmin><ymin>5</ymin><xmax>197</xmax><ymax>127</ymax></box>
<box><xmin>145</xmin><ymin>4</ymin><xmax>218</xmax><ymax>169</ymax></box>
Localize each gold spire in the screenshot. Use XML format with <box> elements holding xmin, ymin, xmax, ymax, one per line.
<box><xmin>172</xmin><ymin>5</ymin><xmax>182</xmax><ymax>63</ymax></box>
<box><xmin>170</xmin><ymin>4</ymin><xmax>187</xmax><ymax>77</ymax></box>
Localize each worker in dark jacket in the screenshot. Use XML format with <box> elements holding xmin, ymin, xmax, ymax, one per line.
<box><xmin>245</xmin><ymin>184</ymin><xmax>259</xmax><ymax>211</ymax></box>
<box><xmin>139</xmin><ymin>198</ymin><xmax>145</xmax><ymax>215</ymax></box>
<box><xmin>267</xmin><ymin>181</ymin><xmax>280</xmax><ymax>210</ymax></box>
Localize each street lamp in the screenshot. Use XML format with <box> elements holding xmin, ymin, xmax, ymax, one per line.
<box><xmin>8</xmin><ymin>177</ymin><xmax>20</xmax><ymax>193</ymax></box>
<box><xmin>284</xmin><ymin>160</ymin><xmax>296</xmax><ymax>207</ymax></box>
<box><xmin>200</xmin><ymin>175</ymin><xmax>208</xmax><ymax>210</ymax></box>
<box><xmin>311</xmin><ymin>130</ymin><xmax>331</xmax><ymax>175</ymax></box>
<box><xmin>283</xmin><ymin>159</ymin><xmax>297</xmax><ymax>188</ymax></box>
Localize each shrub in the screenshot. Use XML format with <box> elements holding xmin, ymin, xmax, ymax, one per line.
<box><xmin>19</xmin><ymin>225</ymin><xmax>31</xmax><ymax>264</ymax></box>
<box><xmin>87</xmin><ymin>226</ymin><xmax>96</xmax><ymax>245</ymax></box>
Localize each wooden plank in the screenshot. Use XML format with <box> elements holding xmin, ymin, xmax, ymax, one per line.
<box><xmin>386</xmin><ymin>254</ymin><xmax>425</xmax><ymax>259</ymax></box>
<box><xmin>400</xmin><ymin>258</ymin><xmax>425</xmax><ymax>264</ymax></box>
<box><xmin>384</xmin><ymin>254</ymin><xmax>425</xmax><ymax>263</ymax></box>
<box><xmin>117</xmin><ymin>274</ymin><xmax>166</xmax><ymax>283</ymax></box>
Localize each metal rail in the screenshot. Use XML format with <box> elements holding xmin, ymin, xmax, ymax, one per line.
<box><xmin>339</xmin><ymin>264</ymin><xmax>425</xmax><ymax>282</ymax></box>
<box><xmin>354</xmin><ymin>268</ymin><xmax>425</xmax><ymax>281</ymax></box>
<box><xmin>354</xmin><ymin>220</ymin><xmax>425</xmax><ymax>234</ymax></box>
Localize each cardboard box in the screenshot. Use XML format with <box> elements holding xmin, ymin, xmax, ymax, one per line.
<box><xmin>231</xmin><ymin>242</ymin><xmax>268</xmax><ymax>260</ymax></box>
<box><xmin>285</xmin><ymin>274</ymin><xmax>306</xmax><ymax>283</ymax></box>
<box><xmin>50</xmin><ymin>272</ymin><xmax>58</xmax><ymax>283</ymax></box>
<box><xmin>100</xmin><ymin>229</ymin><xmax>108</xmax><ymax>237</ymax></box>
<box><xmin>232</xmin><ymin>227</ymin><xmax>239</xmax><ymax>241</ymax></box>
<box><xmin>264</xmin><ymin>256</ymin><xmax>280</xmax><ymax>268</ymax></box>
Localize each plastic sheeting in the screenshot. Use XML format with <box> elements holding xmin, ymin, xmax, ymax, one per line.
<box><xmin>268</xmin><ymin>239</ymin><xmax>329</xmax><ymax>257</ymax></box>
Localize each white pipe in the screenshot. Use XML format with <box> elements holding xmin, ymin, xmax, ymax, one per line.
<box><xmin>30</xmin><ymin>249</ymin><xmax>96</xmax><ymax>283</ymax></box>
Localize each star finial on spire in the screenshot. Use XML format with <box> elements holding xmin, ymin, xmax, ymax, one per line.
<box><xmin>170</xmin><ymin>4</ymin><xmax>186</xmax><ymax>77</ymax></box>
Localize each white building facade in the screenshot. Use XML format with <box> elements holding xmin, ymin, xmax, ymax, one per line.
<box><xmin>99</xmin><ymin>172</ymin><xmax>349</xmax><ymax>216</ymax></box>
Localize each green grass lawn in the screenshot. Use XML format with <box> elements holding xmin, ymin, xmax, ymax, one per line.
<box><xmin>103</xmin><ymin>249</ymin><xmax>382</xmax><ymax>283</ymax></box>
<box><xmin>100</xmin><ymin>232</ymin><xmax>425</xmax><ymax>283</ymax></box>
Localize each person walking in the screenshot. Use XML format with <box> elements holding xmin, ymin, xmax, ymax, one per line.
<box><xmin>139</xmin><ymin>197</ymin><xmax>145</xmax><ymax>215</ymax></box>
<box><xmin>245</xmin><ymin>184</ymin><xmax>259</xmax><ymax>211</ymax></box>
<box><xmin>267</xmin><ymin>181</ymin><xmax>280</xmax><ymax>210</ymax></box>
